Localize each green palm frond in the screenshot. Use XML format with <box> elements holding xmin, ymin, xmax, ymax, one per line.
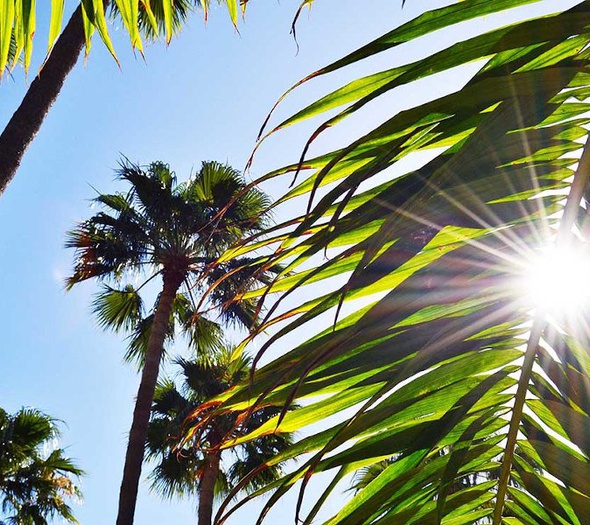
<box><xmin>181</xmin><ymin>313</ymin><xmax>224</xmax><ymax>356</ymax></box>
<box><xmin>123</xmin><ymin>309</ymin><xmax>177</xmax><ymax>367</ymax></box>
<box><xmin>182</xmin><ymin>2</ymin><xmax>590</xmax><ymax>524</ymax></box>
<box><xmin>146</xmin><ymin>349</ymin><xmax>293</xmax><ymax>508</ymax></box>
<box><xmin>186</xmin><ymin>161</ymin><xmax>271</xmax><ymax>254</ymax></box>
<box><xmin>92</xmin><ymin>284</ymin><xmax>144</xmax><ymax>332</ymax></box>
<box><xmin>349</xmin><ymin>457</ymin><xmax>397</xmax><ymax>495</ymax></box>
<box><xmin>108</xmin><ymin>0</ymin><xmax>199</xmax><ymax>41</ymax></box>
<box><xmin>0</xmin><ymin>1</ymin><xmax>246</xmax><ymax>78</ymax></box>
<box><xmin>0</xmin><ymin>408</ymin><xmax>82</xmax><ymax>525</ymax></box>
<box><xmin>149</xmin><ymin>450</ymin><xmax>202</xmax><ymax>500</ymax></box>
<box><xmin>65</xmin><ymin>212</ymin><xmax>150</xmax><ymax>288</ymax></box>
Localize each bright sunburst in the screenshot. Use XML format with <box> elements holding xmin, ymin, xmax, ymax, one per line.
<box><xmin>523</xmin><ymin>243</ymin><xmax>590</xmax><ymax>314</ymax></box>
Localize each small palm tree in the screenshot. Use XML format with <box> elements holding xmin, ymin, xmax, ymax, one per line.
<box><xmin>146</xmin><ymin>347</ymin><xmax>293</xmax><ymax>525</ymax></box>
<box><xmin>0</xmin><ymin>408</ymin><xmax>83</xmax><ymax>525</ymax></box>
<box><xmin>66</xmin><ymin>159</ymin><xmax>270</xmax><ymax>525</ymax></box>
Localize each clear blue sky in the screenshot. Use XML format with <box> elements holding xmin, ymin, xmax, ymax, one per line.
<box><xmin>0</xmin><ymin>1</ymin><xmax>575</xmax><ymax>523</ymax></box>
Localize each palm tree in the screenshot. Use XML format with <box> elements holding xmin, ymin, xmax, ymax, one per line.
<box><xmin>146</xmin><ymin>347</ymin><xmax>293</xmax><ymax>525</ymax></box>
<box><xmin>66</xmin><ymin>159</ymin><xmax>270</xmax><ymax>525</ymax></box>
<box><xmin>185</xmin><ymin>2</ymin><xmax>590</xmax><ymax>523</ymax></box>
<box><xmin>0</xmin><ymin>0</ymin><xmax>245</xmax><ymax>196</ymax></box>
<box><xmin>0</xmin><ymin>407</ymin><xmax>83</xmax><ymax>525</ymax></box>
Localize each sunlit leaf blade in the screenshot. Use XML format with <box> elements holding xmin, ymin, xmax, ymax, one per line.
<box><xmin>47</xmin><ymin>0</ymin><xmax>64</xmax><ymax>53</ymax></box>
<box><xmin>114</xmin><ymin>0</ymin><xmax>143</xmax><ymax>53</ymax></box>
<box><xmin>139</xmin><ymin>0</ymin><xmax>158</xmax><ymax>36</ymax></box>
<box><xmin>80</xmin><ymin>0</ymin><xmax>95</xmax><ymax>57</ymax></box>
<box><xmin>225</xmin><ymin>0</ymin><xmax>239</xmax><ymax>28</ymax></box>
<box><xmin>1</xmin><ymin>0</ymin><xmax>251</xmax><ymax>78</ymax></box>
<box><xmin>20</xmin><ymin>0</ymin><xmax>34</xmax><ymax>73</ymax></box>
<box><xmin>0</xmin><ymin>0</ymin><xmax>15</xmax><ymax>76</ymax></box>
<box><xmin>84</xmin><ymin>0</ymin><xmax>119</xmax><ymax>63</ymax></box>
<box><xmin>92</xmin><ymin>284</ymin><xmax>144</xmax><ymax>332</ymax></box>
<box><xmin>162</xmin><ymin>0</ymin><xmax>173</xmax><ymax>44</ymax></box>
<box><xmin>255</xmin><ymin>0</ymin><xmax>548</xmax><ymax>141</ymax></box>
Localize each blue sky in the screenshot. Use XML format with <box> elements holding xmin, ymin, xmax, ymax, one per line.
<box><xmin>0</xmin><ymin>1</ymin><xmax>577</xmax><ymax>523</ymax></box>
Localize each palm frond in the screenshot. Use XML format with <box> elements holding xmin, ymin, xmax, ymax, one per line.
<box><xmin>0</xmin><ymin>408</ymin><xmax>82</xmax><ymax>525</ymax></box>
<box><xmin>184</xmin><ymin>2</ymin><xmax>590</xmax><ymax>524</ymax></box>
<box><xmin>0</xmin><ymin>0</ymin><xmax>247</xmax><ymax>78</ymax></box>
<box><xmin>92</xmin><ymin>284</ymin><xmax>144</xmax><ymax>332</ymax></box>
<box><xmin>146</xmin><ymin>351</ymin><xmax>293</xmax><ymax>511</ymax></box>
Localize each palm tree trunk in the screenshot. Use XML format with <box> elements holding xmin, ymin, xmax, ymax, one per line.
<box><xmin>0</xmin><ymin>4</ymin><xmax>86</xmax><ymax>195</ymax></box>
<box><xmin>198</xmin><ymin>449</ymin><xmax>221</xmax><ymax>525</ymax></box>
<box><xmin>116</xmin><ymin>271</ymin><xmax>184</xmax><ymax>525</ymax></box>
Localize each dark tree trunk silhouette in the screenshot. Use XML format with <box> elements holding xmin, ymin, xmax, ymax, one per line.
<box><xmin>116</xmin><ymin>271</ymin><xmax>184</xmax><ymax>525</ymax></box>
<box><xmin>198</xmin><ymin>448</ymin><xmax>222</xmax><ymax>525</ymax></box>
<box><xmin>0</xmin><ymin>5</ymin><xmax>85</xmax><ymax>195</ymax></box>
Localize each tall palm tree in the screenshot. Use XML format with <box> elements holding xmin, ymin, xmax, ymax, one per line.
<box><xmin>0</xmin><ymin>407</ymin><xmax>83</xmax><ymax>525</ymax></box>
<box><xmin>66</xmin><ymin>159</ymin><xmax>270</xmax><ymax>525</ymax></box>
<box><xmin>146</xmin><ymin>347</ymin><xmax>293</xmax><ymax>525</ymax></box>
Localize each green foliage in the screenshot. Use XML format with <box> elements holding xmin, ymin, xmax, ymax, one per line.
<box><xmin>146</xmin><ymin>348</ymin><xmax>293</xmax><ymax>505</ymax></box>
<box><xmin>67</xmin><ymin>159</ymin><xmax>269</xmax><ymax>292</ymax></box>
<box><xmin>186</xmin><ymin>1</ymin><xmax>590</xmax><ymax>524</ymax></box>
<box><xmin>66</xmin><ymin>159</ymin><xmax>273</xmax><ymax>522</ymax></box>
<box><xmin>0</xmin><ymin>0</ymin><xmax>247</xmax><ymax>78</ymax></box>
<box><xmin>68</xmin><ymin>159</ymin><xmax>273</xmax><ymax>368</ymax></box>
<box><xmin>0</xmin><ymin>408</ymin><xmax>83</xmax><ymax>525</ymax></box>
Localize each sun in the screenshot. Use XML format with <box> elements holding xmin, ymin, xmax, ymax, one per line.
<box><xmin>522</xmin><ymin>243</ymin><xmax>590</xmax><ymax>314</ymax></box>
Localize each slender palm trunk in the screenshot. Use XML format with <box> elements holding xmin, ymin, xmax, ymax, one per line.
<box><xmin>116</xmin><ymin>271</ymin><xmax>184</xmax><ymax>525</ymax></box>
<box><xmin>198</xmin><ymin>449</ymin><xmax>222</xmax><ymax>525</ymax></box>
<box><xmin>0</xmin><ymin>5</ymin><xmax>86</xmax><ymax>195</ymax></box>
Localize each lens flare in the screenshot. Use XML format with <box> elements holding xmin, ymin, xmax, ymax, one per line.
<box><xmin>523</xmin><ymin>244</ymin><xmax>590</xmax><ymax>314</ymax></box>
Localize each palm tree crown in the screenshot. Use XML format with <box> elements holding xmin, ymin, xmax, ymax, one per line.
<box><xmin>67</xmin><ymin>159</ymin><xmax>269</xmax><ymax>292</ymax></box>
<box><xmin>146</xmin><ymin>347</ymin><xmax>293</xmax><ymax>525</ymax></box>
<box><xmin>0</xmin><ymin>408</ymin><xmax>83</xmax><ymax>525</ymax></box>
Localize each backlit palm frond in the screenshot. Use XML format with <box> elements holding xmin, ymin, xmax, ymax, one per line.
<box><xmin>0</xmin><ymin>1</ymin><xmax>246</xmax><ymax>79</ymax></box>
<box><xmin>185</xmin><ymin>2</ymin><xmax>590</xmax><ymax>524</ymax></box>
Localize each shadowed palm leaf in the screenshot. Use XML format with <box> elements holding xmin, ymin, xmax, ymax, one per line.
<box><xmin>146</xmin><ymin>347</ymin><xmax>293</xmax><ymax>525</ymax></box>
<box><xmin>0</xmin><ymin>408</ymin><xmax>83</xmax><ymax>525</ymax></box>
